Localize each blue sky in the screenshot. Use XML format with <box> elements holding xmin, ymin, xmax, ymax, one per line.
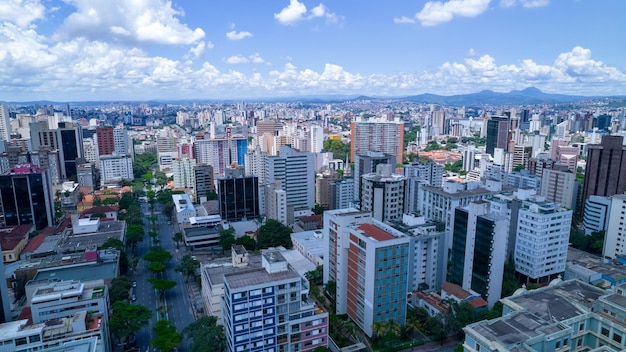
<box><xmin>1</xmin><ymin>0</ymin><xmax>625</xmax><ymax>101</ymax></box>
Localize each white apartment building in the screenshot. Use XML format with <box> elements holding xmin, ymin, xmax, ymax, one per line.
<box><xmin>309</xmin><ymin>123</ymin><xmax>324</xmax><ymax>153</ymax></box>
<box><xmin>583</xmin><ymin>195</ymin><xmax>611</xmax><ymax>235</ymax></box>
<box><xmin>173</xmin><ymin>157</ymin><xmax>196</xmax><ymax>188</ymax></box>
<box><xmin>514</xmin><ymin>195</ymin><xmax>572</xmax><ymax>283</ymax></box>
<box><xmin>540</xmin><ymin>168</ymin><xmax>577</xmax><ymax>210</ymax></box>
<box><xmin>31</xmin><ymin>280</ymin><xmax>109</xmax><ymax>324</ymax></box>
<box><xmin>172</xmin><ymin>193</ymin><xmax>196</xmax><ymax>224</ymax></box>
<box><xmin>113</xmin><ymin>127</ymin><xmax>130</xmax><ymax>155</ymax></box>
<box><xmin>265</xmin><ymin>181</ymin><xmax>288</xmax><ymax>224</ymax></box>
<box><xmin>603</xmin><ymin>194</ymin><xmax>626</xmax><ymax>261</ymax></box>
<box><xmin>264</xmin><ymin>145</ymin><xmax>315</xmax><ymax>211</ymax></box>
<box><xmin>0</xmin><ymin>105</ymin><xmax>10</xmax><ymax>141</ymax></box>
<box><xmin>99</xmin><ymin>153</ymin><xmax>133</xmax><ymax>185</ymax></box>
<box><xmin>360</xmin><ymin>164</ymin><xmax>406</xmax><ymax>222</ymax></box>
<box><xmin>83</xmin><ymin>137</ymin><xmax>99</xmax><ymax>165</ymax></box>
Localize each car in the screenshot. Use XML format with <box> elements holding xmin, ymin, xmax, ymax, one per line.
<box><xmin>131</xmin><ymin>294</ymin><xmax>137</xmax><ymax>301</ymax></box>
<box><xmin>132</xmin><ymin>281</ymin><xmax>137</xmax><ymax>287</ymax></box>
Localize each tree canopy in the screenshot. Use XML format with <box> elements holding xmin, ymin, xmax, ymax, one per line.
<box><xmin>151</xmin><ymin>319</ymin><xmax>182</xmax><ymax>352</ymax></box>
<box><xmin>257</xmin><ymin>219</ymin><xmax>293</xmax><ymax>249</ymax></box>
<box><xmin>175</xmin><ymin>255</ymin><xmax>200</xmax><ymax>279</ymax></box>
<box><xmin>148</xmin><ymin>278</ymin><xmax>177</xmax><ymax>299</ymax></box>
<box><xmin>109</xmin><ymin>301</ymin><xmax>151</xmax><ymax>341</ymax></box>
<box><xmin>109</xmin><ymin>276</ymin><xmax>132</xmax><ymax>304</ymax></box>
<box><xmin>183</xmin><ymin>316</ymin><xmax>227</xmax><ymax>352</ymax></box>
<box><xmin>143</xmin><ymin>246</ymin><xmax>172</xmax><ymax>263</ymax></box>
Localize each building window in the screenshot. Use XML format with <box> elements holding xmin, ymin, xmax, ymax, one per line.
<box><xmin>602</xmin><ymin>327</ymin><xmax>610</xmax><ymax>337</ymax></box>
<box><xmin>613</xmin><ymin>333</ymin><xmax>622</xmax><ymax>344</ymax></box>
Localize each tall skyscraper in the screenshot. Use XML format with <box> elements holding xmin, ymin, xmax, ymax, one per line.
<box><xmin>0</xmin><ymin>164</ymin><xmax>54</xmax><ymax>230</ymax></box>
<box><xmin>193</xmin><ymin>164</ymin><xmax>215</xmax><ymax>202</ymax></box>
<box><xmin>486</xmin><ymin>116</ymin><xmax>510</xmax><ymax>155</ymax></box>
<box><xmin>581</xmin><ymin>135</ymin><xmax>626</xmax><ymax>213</ymax></box>
<box><xmin>350</xmin><ymin>117</ymin><xmax>404</xmax><ymax>163</ymax></box>
<box><xmin>449</xmin><ymin>201</ymin><xmax>509</xmax><ymax>307</ymax></box>
<box><xmin>58</xmin><ymin>122</ymin><xmax>84</xmax><ymax>180</ymax></box>
<box><xmin>0</xmin><ymin>104</ymin><xmax>10</xmax><ymax>142</ymax></box>
<box><xmin>96</xmin><ymin>126</ymin><xmax>115</xmax><ymax>156</ymax></box>
<box><xmin>264</xmin><ymin>145</ymin><xmax>315</xmax><ymax>211</ymax></box>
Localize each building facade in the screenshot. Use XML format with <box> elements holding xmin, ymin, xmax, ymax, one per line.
<box><xmin>0</xmin><ymin>164</ymin><xmax>53</xmax><ymax>230</ymax></box>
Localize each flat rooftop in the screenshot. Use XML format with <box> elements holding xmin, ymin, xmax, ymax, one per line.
<box><xmin>506</xmin><ymin>280</ymin><xmax>603</xmax><ymax>322</ymax></box>
<box><xmin>30</xmin><ymin>261</ymin><xmax>117</xmax><ymax>284</ymax></box>
<box><xmin>224</xmin><ymin>266</ymin><xmax>300</xmax><ymax>290</ymax></box>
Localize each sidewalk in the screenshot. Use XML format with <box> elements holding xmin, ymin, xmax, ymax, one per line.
<box><xmin>403</xmin><ymin>337</ymin><xmax>462</xmax><ymax>352</ymax></box>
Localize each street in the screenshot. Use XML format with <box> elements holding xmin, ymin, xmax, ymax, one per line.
<box><xmin>132</xmin><ymin>201</ymin><xmax>195</xmax><ymax>352</ymax></box>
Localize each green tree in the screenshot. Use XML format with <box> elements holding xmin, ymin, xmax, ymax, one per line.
<box><xmin>424</xmin><ymin>141</ymin><xmax>441</xmax><ymax>151</ymax></box>
<box><xmin>172</xmin><ymin>232</ymin><xmax>183</xmax><ymax>249</ymax></box>
<box><xmin>312</xmin><ymin>204</ymin><xmax>325</xmax><ymax>215</ymax></box>
<box><xmin>305</xmin><ymin>265</ymin><xmax>323</xmax><ymax>285</ymax></box>
<box><xmin>126</xmin><ymin>224</ymin><xmax>145</xmax><ymax>250</ymax></box>
<box><xmin>100</xmin><ymin>238</ymin><xmax>125</xmax><ymax>251</ymax></box>
<box><xmin>219</xmin><ymin>229</ymin><xmax>236</xmax><ymax>250</ymax></box>
<box><xmin>109</xmin><ymin>301</ymin><xmax>151</xmax><ymax>342</ymax></box>
<box><xmin>148</xmin><ymin>278</ymin><xmax>177</xmax><ymax>299</ymax></box>
<box><xmin>118</xmin><ymin>179</ymin><xmax>133</xmax><ymax>187</ymax></box>
<box><xmin>143</xmin><ymin>246</ymin><xmax>172</xmax><ymax>263</ymax></box>
<box><xmin>151</xmin><ymin>319</ymin><xmax>182</xmax><ymax>352</ymax></box>
<box><xmin>148</xmin><ymin>261</ymin><xmax>167</xmax><ymax>274</ymax></box>
<box><xmin>183</xmin><ymin>316</ymin><xmax>227</xmax><ymax>352</ymax></box>
<box><xmin>513</xmin><ymin>164</ymin><xmax>525</xmax><ymax>172</ymax></box>
<box><xmin>444</xmin><ymin>160</ymin><xmax>463</xmax><ymax>173</ymax></box>
<box><xmin>235</xmin><ymin>235</ymin><xmax>256</xmax><ymax>251</ymax></box>
<box><xmin>109</xmin><ymin>276</ymin><xmax>132</xmax><ymax>304</ymax></box>
<box><xmin>257</xmin><ymin>219</ymin><xmax>293</xmax><ymax>249</ymax></box>
<box><xmin>175</xmin><ymin>255</ymin><xmax>200</xmax><ymax>280</ymax></box>
<box><xmin>206</xmin><ymin>190</ymin><xmax>218</xmax><ymax>201</ymax></box>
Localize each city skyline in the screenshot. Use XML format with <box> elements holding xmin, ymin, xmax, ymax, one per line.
<box><xmin>2</xmin><ymin>0</ymin><xmax>626</xmax><ymax>102</ymax></box>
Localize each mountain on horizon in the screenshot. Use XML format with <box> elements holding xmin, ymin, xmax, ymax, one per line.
<box><xmin>401</xmin><ymin>87</ymin><xmax>592</xmax><ymax>106</ymax></box>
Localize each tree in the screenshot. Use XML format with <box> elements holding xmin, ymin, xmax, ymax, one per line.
<box><xmin>312</xmin><ymin>204</ymin><xmax>325</xmax><ymax>215</ymax></box>
<box><xmin>118</xmin><ymin>179</ymin><xmax>133</xmax><ymax>187</ymax></box>
<box><xmin>513</xmin><ymin>164</ymin><xmax>525</xmax><ymax>172</ymax></box>
<box><xmin>109</xmin><ymin>301</ymin><xmax>151</xmax><ymax>342</ymax></box>
<box><xmin>206</xmin><ymin>190</ymin><xmax>218</xmax><ymax>201</ymax></box>
<box><xmin>100</xmin><ymin>238</ymin><xmax>125</xmax><ymax>251</ymax></box>
<box><xmin>235</xmin><ymin>235</ymin><xmax>256</xmax><ymax>251</ymax></box>
<box><xmin>219</xmin><ymin>229</ymin><xmax>236</xmax><ymax>250</ymax></box>
<box><xmin>175</xmin><ymin>255</ymin><xmax>200</xmax><ymax>280</ymax></box>
<box><xmin>257</xmin><ymin>219</ymin><xmax>293</xmax><ymax>249</ymax></box>
<box><xmin>184</xmin><ymin>316</ymin><xmax>226</xmax><ymax>352</ymax></box>
<box><xmin>148</xmin><ymin>278</ymin><xmax>177</xmax><ymax>299</ymax></box>
<box><xmin>172</xmin><ymin>232</ymin><xmax>183</xmax><ymax>249</ymax></box>
<box><xmin>143</xmin><ymin>246</ymin><xmax>172</xmax><ymax>263</ymax></box>
<box><xmin>324</xmin><ymin>280</ymin><xmax>336</xmax><ymax>301</ymax></box>
<box><xmin>109</xmin><ymin>276</ymin><xmax>132</xmax><ymax>304</ymax></box>
<box><xmin>305</xmin><ymin>265</ymin><xmax>323</xmax><ymax>285</ymax></box>
<box><xmin>151</xmin><ymin>319</ymin><xmax>182</xmax><ymax>352</ymax></box>
<box><xmin>148</xmin><ymin>261</ymin><xmax>167</xmax><ymax>274</ymax></box>
<box><xmin>126</xmin><ymin>224</ymin><xmax>145</xmax><ymax>250</ymax></box>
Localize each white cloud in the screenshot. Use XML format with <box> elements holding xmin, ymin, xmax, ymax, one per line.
<box><xmin>224</xmin><ymin>53</ymin><xmax>266</xmax><ymax>65</ymax></box>
<box><xmin>0</xmin><ymin>0</ymin><xmax>46</xmax><ymax>28</ymax></box>
<box><xmin>274</xmin><ymin>0</ymin><xmax>308</xmax><ymax>25</ymax></box>
<box><xmin>416</xmin><ymin>0</ymin><xmax>491</xmax><ymax>26</ymax></box>
<box><xmin>274</xmin><ymin>0</ymin><xmax>339</xmax><ymax>25</ymax></box>
<box><xmin>185</xmin><ymin>41</ymin><xmax>212</xmax><ymax>60</ymax></box>
<box><xmin>501</xmin><ymin>0</ymin><xmax>549</xmax><ymax>8</ymax></box>
<box><xmin>226</xmin><ymin>30</ymin><xmax>253</xmax><ymax>40</ymax></box>
<box><xmin>56</xmin><ymin>0</ymin><xmax>205</xmax><ymax>45</ymax></box>
<box><xmin>393</xmin><ymin>16</ymin><xmax>416</xmax><ymax>24</ymax></box>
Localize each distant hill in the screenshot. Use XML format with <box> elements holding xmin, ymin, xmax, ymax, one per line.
<box><xmin>402</xmin><ymin>87</ymin><xmax>591</xmax><ymax>105</ymax></box>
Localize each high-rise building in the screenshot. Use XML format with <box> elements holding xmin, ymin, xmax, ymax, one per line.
<box><xmin>309</xmin><ymin>123</ymin><xmax>324</xmax><ymax>154</ymax></box>
<box><xmin>449</xmin><ymin>201</ymin><xmax>509</xmax><ymax>307</ymax></box>
<box><xmin>194</xmin><ymin>137</ymin><xmax>248</xmax><ymax>176</ymax></box>
<box><xmin>334</xmin><ymin>177</ymin><xmax>355</xmax><ymax>210</ymax></box>
<box><xmin>0</xmin><ymin>164</ymin><xmax>53</xmax><ymax>230</ymax></box>
<box><xmin>603</xmin><ymin>195</ymin><xmax>626</xmax><ymax>261</ymax></box>
<box><xmin>583</xmin><ymin>195</ymin><xmax>611</xmax><ymax>235</ymax></box>
<box><xmin>462</xmin><ymin>146</ymin><xmax>476</xmax><ymax>172</ymax></box>
<box><xmin>403</xmin><ymin>160</ymin><xmax>443</xmax><ymax>215</ymax></box>
<box><xmin>486</xmin><ymin>116</ymin><xmax>510</xmax><ymax>155</ymax></box>
<box><xmin>0</xmin><ymin>253</ymin><xmax>10</xmax><ymax>323</ymax></box>
<box><xmin>514</xmin><ymin>195</ymin><xmax>572</xmax><ymax>284</ymax></box>
<box><xmin>173</xmin><ymin>157</ymin><xmax>196</xmax><ymax>189</ymax></box>
<box><xmin>360</xmin><ymin>164</ymin><xmax>406</xmax><ymax>222</ymax></box>
<box><xmin>581</xmin><ymin>135</ymin><xmax>626</xmax><ymax>213</ymax></box>
<box><xmin>353</xmin><ymin>151</ymin><xmax>397</xmax><ymax>199</ymax></box>
<box><xmin>194</xmin><ymin>164</ymin><xmax>215</xmax><ymax>202</ymax></box>
<box><xmin>58</xmin><ymin>122</ymin><xmax>84</xmax><ymax>180</ymax></box>
<box><xmin>218</xmin><ymin>166</ymin><xmax>259</xmax><ymax>222</ymax></box>
<box><xmin>540</xmin><ymin>168</ymin><xmax>577</xmax><ymax>210</ymax></box>
<box><xmin>350</xmin><ymin>117</ymin><xmax>404</xmax><ymax>164</ymax></box>
<box><xmin>0</xmin><ymin>104</ymin><xmax>10</xmax><ymax>142</ymax></box>
<box><xmin>95</xmin><ymin>126</ymin><xmax>115</xmax><ymax>156</ymax></box>
<box><xmin>265</xmin><ymin>180</ymin><xmax>288</xmax><ymax>224</ymax></box>
<box><xmin>222</xmin><ymin>248</ymin><xmax>329</xmax><ymax>352</ymax></box>
<box><xmin>264</xmin><ymin>145</ymin><xmax>315</xmax><ymax>212</ymax></box>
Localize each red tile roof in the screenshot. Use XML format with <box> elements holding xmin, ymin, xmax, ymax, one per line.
<box><xmin>468</xmin><ymin>297</ymin><xmax>488</xmax><ymax>309</ymax></box>
<box><xmin>441</xmin><ymin>282</ymin><xmax>472</xmax><ymax>300</ymax></box>
<box><xmin>81</xmin><ymin>206</ymin><xmax>119</xmax><ymax>215</ymax></box>
<box><xmin>23</xmin><ymin>233</ymin><xmax>48</xmax><ymax>253</ymax></box>
<box><xmin>357</xmin><ymin>223</ymin><xmax>395</xmax><ymax>241</ymax></box>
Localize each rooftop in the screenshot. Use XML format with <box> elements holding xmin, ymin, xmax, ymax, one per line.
<box><xmin>224</xmin><ymin>266</ymin><xmax>300</xmax><ymax>290</ymax></box>
<box><xmin>357</xmin><ymin>223</ymin><xmax>395</xmax><ymax>241</ymax></box>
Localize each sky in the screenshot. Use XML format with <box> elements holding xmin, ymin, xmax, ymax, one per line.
<box><xmin>1</xmin><ymin>0</ymin><xmax>626</xmax><ymax>102</ymax></box>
